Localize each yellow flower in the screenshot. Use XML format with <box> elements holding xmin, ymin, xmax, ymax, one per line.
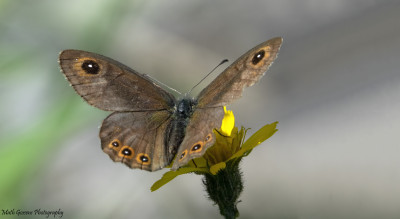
<box><xmin>151</xmin><ymin>107</ymin><xmax>278</xmax><ymax>192</ymax></box>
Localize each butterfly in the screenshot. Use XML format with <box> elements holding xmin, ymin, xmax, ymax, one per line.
<box><xmin>59</xmin><ymin>37</ymin><xmax>282</xmax><ymax>171</ymax></box>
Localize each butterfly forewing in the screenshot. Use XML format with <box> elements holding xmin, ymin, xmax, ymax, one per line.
<box><xmin>59</xmin><ymin>50</ymin><xmax>176</xmax><ymax>111</ymax></box>
<box><xmin>196</xmin><ymin>37</ymin><xmax>282</xmax><ymax>108</ymax></box>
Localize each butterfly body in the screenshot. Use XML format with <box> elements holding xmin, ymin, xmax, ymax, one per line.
<box><xmin>59</xmin><ymin>37</ymin><xmax>282</xmax><ymax>171</ymax></box>
<box><xmin>164</xmin><ymin>98</ymin><xmax>196</xmax><ymax>161</ymax></box>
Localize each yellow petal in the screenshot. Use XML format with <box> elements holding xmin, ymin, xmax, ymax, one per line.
<box><xmin>242</xmin><ymin>122</ymin><xmax>278</xmax><ymax>151</ymax></box>
<box><xmin>220</xmin><ymin>106</ymin><xmax>235</xmax><ymax>136</ymax></box>
<box><xmin>228</xmin><ymin>122</ymin><xmax>278</xmax><ymax>161</ymax></box>
<box><xmin>151</xmin><ymin>167</ymin><xmax>208</xmax><ymax>192</ymax></box>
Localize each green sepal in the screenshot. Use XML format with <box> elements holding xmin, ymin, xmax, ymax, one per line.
<box><xmin>210</xmin><ymin>162</ymin><xmax>227</xmax><ymax>175</ymax></box>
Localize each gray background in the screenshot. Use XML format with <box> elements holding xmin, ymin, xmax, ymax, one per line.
<box><xmin>1</xmin><ymin>1</ymin><xmax>399</xmax><ymax>218</ymax></box>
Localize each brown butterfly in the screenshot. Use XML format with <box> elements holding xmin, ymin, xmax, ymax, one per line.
<box><xmin>59</xmin><ymin>37</ymin><xmax>282</xmax><ymax>171</ymax></box>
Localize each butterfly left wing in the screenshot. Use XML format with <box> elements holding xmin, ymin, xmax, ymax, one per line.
<box><xmin>59</xmin><ymin>50</ymin><xmax>179</xmax><ymax>171</ymax></box>
<box><xmin>59</xmin><ymin>50</ymin><xmax>175</xmax><ymax>111</ymax></box>
<box><xmin>100</xmin><ymin>110</ymin><xmax>175</xmax><ymax>171</ymax></box>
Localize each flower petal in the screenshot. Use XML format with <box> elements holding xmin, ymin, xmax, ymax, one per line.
<box><xmin>220</xmin><ymin>106</ymin><xmax>235</xmax><ymax>136</ymax></box>
<box><xmin>228</xmin><ymin>122</ymin><xmax>278</xmax><ymax>161</ymax></box>
<box><xmin>151</xmin><ymin>167</ymin><xmax>208</xmax><ymax>192</ymax></box>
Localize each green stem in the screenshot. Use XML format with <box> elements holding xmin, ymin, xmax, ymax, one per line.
<box><xmin>203</xmin><ymin>160</ymin><xmax>243</xmax><ymax>219</ymax></box>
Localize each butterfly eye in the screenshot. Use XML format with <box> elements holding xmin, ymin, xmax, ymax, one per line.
<box><xmin>81</xmin><ymin>60</ymin><xmax>100</xmax><ymax>74</ymax></box>
<box><xmin>179</xmin><ymin>150</ymin><xmax>188</xmax><ymax>161</ymax></box>
<box><xmin>205</xmin><ymin>134</ymin><xmax>212</xmax><ymax>143</ymax></box>
<box><xmin>118</xmin><ymin>146</ymin><xmax>135</xmax><ymax>159</ymax></box>
<box><xmin>136</xmin><ymin>153</ymin><xmax>151</xmax><ymax>165</ymax></box>
<box><xmin>190</xmin><ymin>141</ymin><xmax>204</xmax><ymax>154</ymax></box>
<box><xmin>251</xmin><ymin>50</ymin><xmax>265</xmax><ymax>65</ymax></box>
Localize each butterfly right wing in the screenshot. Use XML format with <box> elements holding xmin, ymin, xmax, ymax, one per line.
<box><xmin>100</xmin><ymin>110</ymin><xmax>175</xmax><ymax>171</ymax></box>
<box><xmin>196</xmin><ymin>37</ymin><xmax>282</xmax><ymax>108</ymax></box>
<box><xmin>171</xmin><ymin>37</ymin><xmax>282</xmax><ymax>170</ymax></box>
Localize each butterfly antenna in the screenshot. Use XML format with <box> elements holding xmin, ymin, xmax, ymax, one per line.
<box><xmin>148</xmin><ymin>75</ymin><xmax>182</xmax><ymax>95</ymax></box>
<box><xmin>187</xmin><ymin>59</ymin><xmax>229</xmax><ymax>95</ymax></box>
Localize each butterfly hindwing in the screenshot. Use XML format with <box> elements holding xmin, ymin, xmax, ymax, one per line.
<box><xmin>100</xmin><ymin>110</ymin><xmax>174</xmax><ymax>171</ymax></box>
<box><xmin>171</xmin><ymin>107</ymin><xmax>224</xmax><ymax>170</ymax></box>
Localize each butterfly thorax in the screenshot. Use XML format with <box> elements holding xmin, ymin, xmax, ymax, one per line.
<box><xmin>176</xmin><ymin>98</ymin><xmax>195</xmax><ymax>118</ymax></box>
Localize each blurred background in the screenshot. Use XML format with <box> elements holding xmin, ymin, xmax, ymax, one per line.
<box><xmin>1</xmin><ymin>0</ymin><xmax>399</xmax><ymax>218</ymax></box>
